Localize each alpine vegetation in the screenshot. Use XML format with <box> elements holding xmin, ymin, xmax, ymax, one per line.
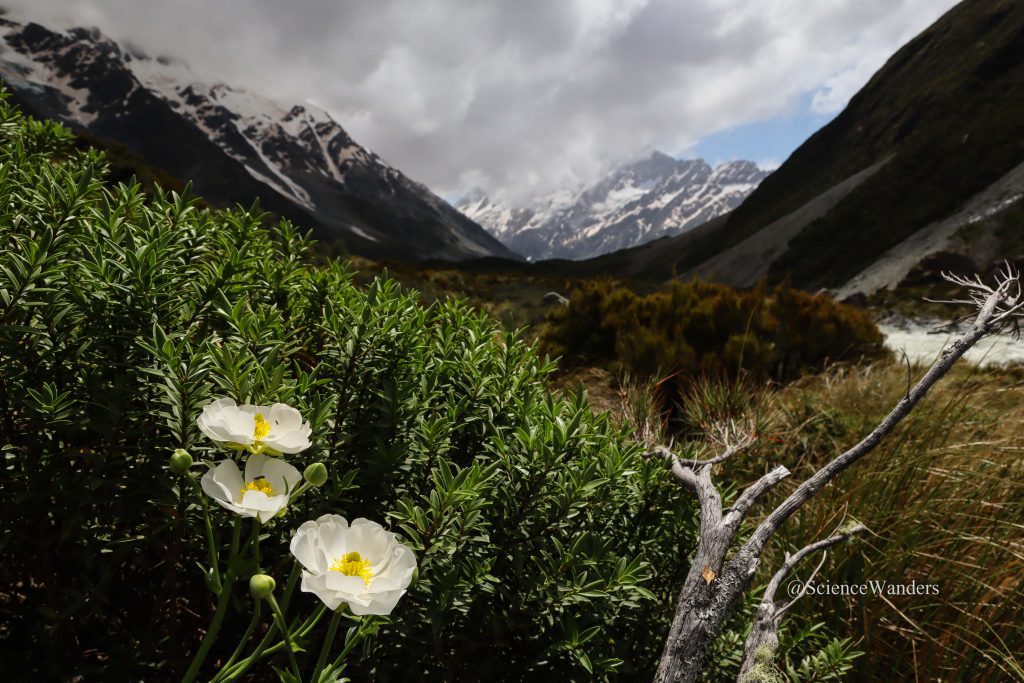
<box><xmin>0</xmin><ymin>93</ymin><xmax>696</xmax><ymax>681</ymax></box>
<box><xmin>1</xmin><ymin>84</ymin><xmax>1017</xmax><ymax>682</ymax></box>
<box><xmin>648</xmin><ymin>265</ymin><xmax>1024</xmax><ymax>682</ymax></box>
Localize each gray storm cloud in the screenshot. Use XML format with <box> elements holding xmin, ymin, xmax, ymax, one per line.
<box><xmin>5</xmin><ymin>0</ymin><xmax>959</xmax><ymax>202</ymax></box>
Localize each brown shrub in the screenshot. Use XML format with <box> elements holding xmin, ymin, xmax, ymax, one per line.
<box><xmin>541</xmin><ymin>278</ymin><xmax>886</xmax><ymax>383</ymax></box>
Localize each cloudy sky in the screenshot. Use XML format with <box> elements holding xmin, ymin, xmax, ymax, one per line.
<box><xmin>8</xmin><ymin>0</ymin><xmax>959</xmax><ymax>203</ymax></box>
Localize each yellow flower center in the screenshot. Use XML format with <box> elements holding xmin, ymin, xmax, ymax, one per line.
<box><xmin>329</xmin><ymin>551</ymin><xmax>373</xmax><ymax>586</ymax></box>
<box><xmin>253</xmin><ymin>413</ymin><xmax>271</xmax><ymax>441</ymax></box>
<box><xmin>240</xmin><ymin>476</ymin><xmax>274</xmax><ymax>497</ymax></box>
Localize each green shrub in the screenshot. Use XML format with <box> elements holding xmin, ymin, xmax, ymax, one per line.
<box><xmin>541</xmin><ymin>278</ymin><xmax>886</xmax><ymax>382</ymax></box>
<box><xmin>0</xmin><ymin>93</ymin><xmax>701</xmax><ymax>681</ymax></box>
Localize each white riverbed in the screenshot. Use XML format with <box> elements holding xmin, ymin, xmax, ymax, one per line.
<box><xmin>880</xmin><ymin>322</ymin><xmax>1024</xmax><ymax>367</ymax></box>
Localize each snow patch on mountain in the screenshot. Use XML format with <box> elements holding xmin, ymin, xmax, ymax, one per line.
<box><xmin>460</xmin><ymin>152</ymin><xmax>769</xmax><ymax>261</ymax></box>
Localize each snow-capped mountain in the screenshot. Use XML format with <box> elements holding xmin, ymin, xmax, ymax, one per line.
<box><xmin>458</xmin><ymin>152</ymin><xmax>768</xmax><ymax>260</ymax></box>
<box><xmin>0</xmin><ymin>18</ymin><xmax>516</xmax><ymax>262</ymax></box>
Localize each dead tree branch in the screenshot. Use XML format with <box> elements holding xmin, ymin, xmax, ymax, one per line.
<box><xmin>736</xmin><ymin>523</ymin><xmax>867</xmax><ymax>680</ymax></box>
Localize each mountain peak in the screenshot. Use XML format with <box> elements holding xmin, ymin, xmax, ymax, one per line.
<box><xmin>643</xmin><ymin>149</ymin><xmax>677</xmax><ymax>163</ymax></box>
<box><xmin>713</xmin><ymin>159</ymin><xmax>758</xmax><ymax>172</ymax></box>
<box><xmin>460</xmin><ymin>153</ymin><xmax>768</xmax><ymax>260</ymax></box>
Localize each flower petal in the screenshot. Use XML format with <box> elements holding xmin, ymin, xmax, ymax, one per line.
<box><xmin>352</xmin><ymin>588</ymin><xmax>406</xmax><ymax>616</ymax></box>
<box><xmin>301</xmin><ymin>572</ymin><xmax>346</xmax><ymax>611</ymax></box>
<box><xmin>316</xmin><ymin>517</ymin><xmax>350</xmax><ymax>560</ymax></box>
<box><xmin>237</xmin><ymin>404</ymin><xmax>267</xmax><ymax>417</ymax></box>
<box><xmin>268</xmin><ymin>403</ymin><xmax>303</xmax><ymax>432</ymax></box>
<box><xmin>262</xmin><ymin>428</ymin><xmax>312</xmax><ymax>455</ymax></box>
<box><xmin>369</xmin><ymin>544</ymin><xmax>416</xmax><ymax>593</ymax></box>
<box><xmin>291</xmin><ymin>514</ymin><xmax>414</xmax><ymax>616</ymax></box>
<box><xmin>325</xmin><ymin>572</ymin><xmax>367</xmax><ymax>596</ymax></box>
<box><xmin>209</xmin><ymin>496</ymin><xmax>258</xmax><ymax>519</ymax></box>
<box><xmin>317</xmin><ymin>513</ymin><xmax>348</xmax><ymax>526</ymax></box>
<box><xmin>241</xmin><ymin>489</ymin><xmax>284</xmax><ymax>513</ymax></box>
<box><xmin>197</xmin><ymin>398</ymin><xmax>239</xmax><ymax>443</ymax></box>
<box><xmin>256</xmin><ymin>456</ymin><xmax>302</xmax><ymax>495</ymax></box>
<box><xmin>347</xmin><ymin>519</ymin><xmax>392</xmax><ymax>567</ymax></box>
<box><xmin>228</xmin><ymin>410</ymin><xmax>257</xmax><ymax>444</ymax></box>
<box><xmin>291</xmin><ymin>523</ymin><xmax>326</xmax><ymax>572</ymax></box>
<box><xmin>203</xmin><ymin>460</ymin><xmax>244</xmax><ymax>504</ymax></box>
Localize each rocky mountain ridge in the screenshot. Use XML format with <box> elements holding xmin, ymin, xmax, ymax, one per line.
<box><xmin>0</xmin><ymin>17</ymin><xmax>516</xmax><ymax>261</ymax></box>
<box><xmin>459</xmin><ymin>152</ymin><xmax>767</xmax><ymax>260</ymax></box>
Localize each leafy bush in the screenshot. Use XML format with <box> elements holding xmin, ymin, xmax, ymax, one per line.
<box><xmin>0</xmin><ymin>95</ymin><xmax>697</xmax><ymax>681</ymax></box>
<box><xmin>541</xmin><ymin>278</ymin><xmax>886</xmax><ymax>382</ymax></box>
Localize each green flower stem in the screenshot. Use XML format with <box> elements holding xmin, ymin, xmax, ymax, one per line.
<box><xmin>288</xmin><ymin>481</ymin><xmax>312</xmax><ymax>502</ymax></box>
<box><xmin>252</xmin><ymin>519</ymin><xmax>262</xmax><ymax>572</ymax></box>
<box><xmin>229</xmin><ymin>516</ymin><xmax>242</xmax><ymax>558</ymax></box>
<box><xmin>216</xmin><ymin>624</ymin><xmax>276</xmax><ymax>682</ymax></box>
<box><xmin>258</xmin><ymin>606</ymin><xmax>326</xmax><ymax>658</ymax></box>
<box><xmin>294</xmin><ymin>606</ymin><xmax>328</xmax><ymax>638</ymax></box>
<box><xmin>209</xmin><ymin>602</ymin><xmax>260</xmax><ymax>683</ymax></box>
<box><xmin>279</xmin><ymin>563</ymin><xmax>301</xmax><ymax>611</ymax></box>
<box><xmin>214</xmin><ymin>573</ymin><xmax>313</xmax><ymax>682</ymax></box>
<box><xmin>310</xmin><ymin>609</ymin><xmax>344</xmax><ymax>683</ymax></box>
<box><xmin>267</xmin><ymin>593</ymin><xmax>302</xmax><ymax>682</ymax></box>
<box><xmin>329</xmin><ymin>616</ymin><xmax>376</xmax><ymax>673</ymax></box>
<box><xmin>215</xmin><ymin>604</ymin><xmax>307</xmax><ymax>681</ymax></box>
<box><xmin>180</xmin><ymin>578</ymin><xmax>232</xmax><ymax>683</ymax></box>
<box><xmin>186</xmin><ymin>472</ymin><xmax>220</xmax><ymax>587</ymax></box>
<box><xmin>181</xmin><ymin>516</ymin><xmax>242</xmax><ymax>683</ymax></box>
<box><xmin>212</xmin><ymin>528</ymin><xmax>272</xmax><ymax>683</ymax></box>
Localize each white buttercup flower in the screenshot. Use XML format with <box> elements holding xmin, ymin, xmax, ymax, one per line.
<box><xmin>197</xmin><ymin>398</ymin><xmax>312</xmax><ymax>455</ymax></box>
<box><xmin>290</xmin><ymin>515</ymin><xmax>416</xmax><ymax>615</ymax></box>
<box><xmin>201</xmin><ymin>454</ymin><xmax>301</xmax><ymax>522</ymax></box>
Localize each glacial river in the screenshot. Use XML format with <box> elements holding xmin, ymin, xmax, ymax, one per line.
<box><xmin>880</xmin><ymin>322</ymin><xmax>1024</xmax><ymax>368</ymax></box>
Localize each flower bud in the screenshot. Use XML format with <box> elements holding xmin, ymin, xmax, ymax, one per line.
<box><xmin>303</xmin><ymin>462</ymin><xmax>328</xmax><ymax>487</ymax></box>
<box><xmin>169</xmin><ymin>448</ymin><xmax>193</xmax><ymax>475</ymax></box>
<box><xmin>249</xmin><ymin>573</ymin><xmax>276</xmax><ymax>600</ymax></box>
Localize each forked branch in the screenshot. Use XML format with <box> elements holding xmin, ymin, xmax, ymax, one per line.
<box><xmin>737</xmin><ymin>523</ymin><xmax>868</xmax><ymax>680</ymax></box>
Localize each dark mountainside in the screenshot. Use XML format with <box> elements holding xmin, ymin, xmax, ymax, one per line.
<box><xmin>454</xmin><ymin>0</ymin><xmax>1024</xmax><ymax>293</ymax></box>
<box><xmin>702</xmin><ymin>0</ymin><xmax>1024</xmax><ymax>290</ymax></box>
<box><xmin>0</xmin><ymin>18</ymin><xmax>516</xmax><ymax>263</ymax></box>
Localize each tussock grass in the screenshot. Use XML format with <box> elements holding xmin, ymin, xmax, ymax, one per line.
<box><xmin>604</xmin><ymin>356</ymin><xmax>1023</xmax><ymax>681</ymax></box>
<box><xmin>761</xmin><ymin>361</ymin><xmax>1024</xmax><ymax>681</ymax></box>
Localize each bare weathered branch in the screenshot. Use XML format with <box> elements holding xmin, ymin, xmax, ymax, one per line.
<box><xmin>737</xmin><ymin>524</ymin><xmax>867</xmax><ymax>680</ymax></box>
<box><xmin>771</xmin><ymin>523</ymin><xmax>867</xmax><ymax>616</ymax></box>
<box><xmin>941</xmin><ymin>262</ymin><xmax>1024</xmax><ymax>324</ymax></box>
<box><xmin>647</xmin><ymin>446</ymin><xmax>703</xmax><ymax>494</ymax></box>
<box><xmin>721</xmin><ymin>465</ymin><xmax>791</xmax><ymax>538</ymax></box>
<box><xmin>647</xmin><ymin>419</ymin><xmax>756</xmax><ymax>470</ymax></box>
